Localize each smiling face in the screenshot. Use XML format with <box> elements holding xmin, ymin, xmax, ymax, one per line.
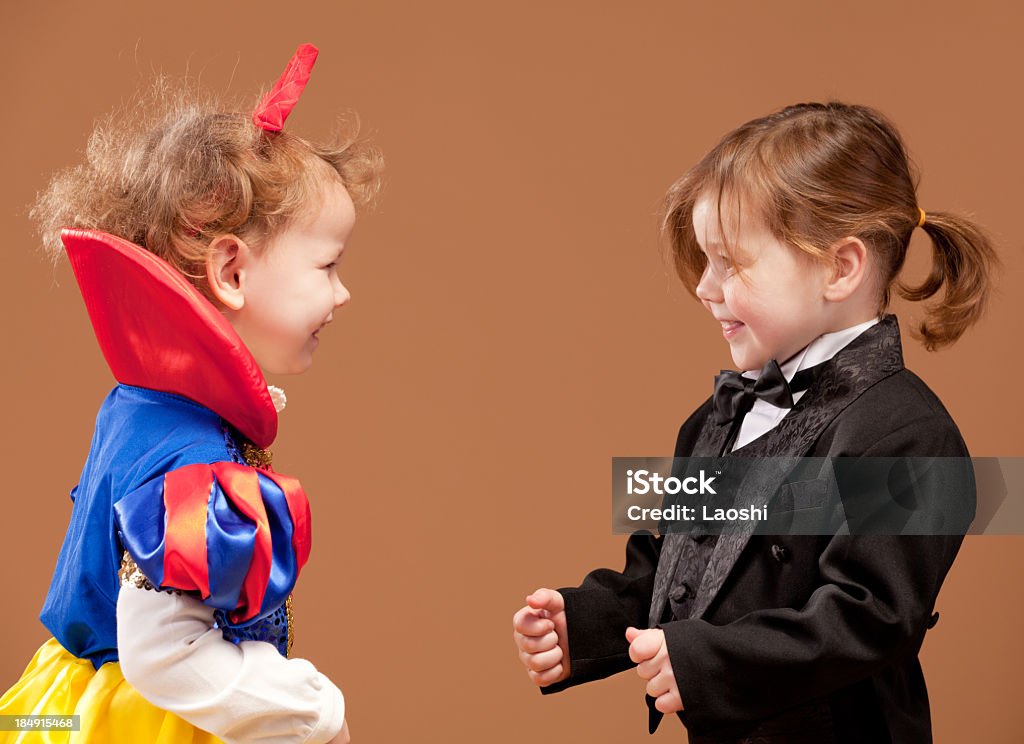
<box><xmin>692</xmin><ymin>193</ymin><xmax>833</xmax><ymax>371</ymax></box>
<box><xmin>228</xmin><ymin>178</ymin><xmax>356</xmax><ymax>375</ymax></box>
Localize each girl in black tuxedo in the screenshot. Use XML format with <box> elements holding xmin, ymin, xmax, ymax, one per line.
<box><xmin>512</xmin><ymin>102</ymin><xmax>998</xmax><ymax>743</ymax></box>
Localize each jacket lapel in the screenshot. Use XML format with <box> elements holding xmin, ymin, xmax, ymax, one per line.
<box><xmin>659</xmin><ymin>314</ymin><xmax>906</xmax><ymax>623</ymax></box>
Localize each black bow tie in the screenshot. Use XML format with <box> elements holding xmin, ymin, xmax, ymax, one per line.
<box><xmin>712</xmin><ymin>359</ymin><xmax>818</xmax><ymax>454</ymax></box>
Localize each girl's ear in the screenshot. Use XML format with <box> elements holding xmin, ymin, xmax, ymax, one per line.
<box><xmin>823</xmin><ymin>236</ymin><xmax>870</xmax><ymax>302</ymax></box>
<box><xmin>206</xmin><ymin>235</ymin><xmax>251</xmax><ymax>311</ymax></box>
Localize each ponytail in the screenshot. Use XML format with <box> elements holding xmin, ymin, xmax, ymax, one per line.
<box><xmin>896</xmin><ymin>211</ymin><xmax>1000</xmax><ymax>351</ymax></box>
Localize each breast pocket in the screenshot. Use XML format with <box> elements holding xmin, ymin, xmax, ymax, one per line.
<box><xmin>774</xmin><ymin>479</ymin><xmax>829</xmax><ymax>512</ymax></box>
<box><xmin>764</xmin><ymin>478</ymin><xmax>845</xmax><ymax>536</ymax></box>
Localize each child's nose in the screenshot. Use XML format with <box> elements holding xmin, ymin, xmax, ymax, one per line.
<box><xmin>695</xmin><ymin>264</ymin><xmax>723</xmax><ymax>304</ymax></box>
<box><xmin>334</xmin><ymin>279</ymin><xmax>351</xmax><ymax>307</ymax></box>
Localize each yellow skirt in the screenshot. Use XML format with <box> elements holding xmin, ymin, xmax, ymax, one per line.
<box><xmin>0</xmin><ymin>638</ymin><xmax>222</xmax><ymax>743</ymax></box>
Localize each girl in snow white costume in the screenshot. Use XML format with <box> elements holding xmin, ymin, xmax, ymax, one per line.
<box><xmin>0</xmin><ymin>44</ymin><xmax>380</xmax><ymax>743</ymax></box>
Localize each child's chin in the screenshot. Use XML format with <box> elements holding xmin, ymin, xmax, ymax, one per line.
<box><xmin>261</xmin><ymin>354</ymin><xmax>313</xmax><ymax>377</ymax></box>
<box><xmin>729</xmin><ymin>347</ymin><xmax>767</xmax><ymax>373</ymax></box>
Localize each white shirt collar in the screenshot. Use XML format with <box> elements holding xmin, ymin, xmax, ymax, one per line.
<box><xmin>743</xmin><ymin>316</ymin><xmax>881</xmax><ymax>382</ymax></box>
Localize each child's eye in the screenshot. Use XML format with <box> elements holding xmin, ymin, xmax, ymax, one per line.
<box><xmin>707</xmin><ymin>253</ymin><xmax>736</xmax><ymax>277</ymax></box>
<box><xmin>323</xmin><ymin>262</ymin><xmax>337</xmax><ymax>271</ymax></box>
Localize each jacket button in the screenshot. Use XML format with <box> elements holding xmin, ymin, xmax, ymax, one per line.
<box><xmin>927</xmin><ymin>611</ymin><xmax>940</xmax><ymax>629</ymax></box>
<box><xmin>670</xmin><ymin>582</ymin><xmax>692</xmax><ymax>602</ymax></box>
<box><xmin>770</xmin><ymin>544</ymin><xmax>789</xmax><ymax>563</ymax></box>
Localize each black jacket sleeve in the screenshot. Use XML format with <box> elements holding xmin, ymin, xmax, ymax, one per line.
<box><xmin>540</xmin><ymin>400</ymin><xmax>711</xmax><ymax>695</ymax></box>
<box><xmin>539</xmin><ymin>532</ymin><xmax>661</xmax><ymax>694</ymax></box>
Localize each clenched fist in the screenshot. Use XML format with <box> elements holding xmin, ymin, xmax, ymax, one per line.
<box><xmin>626</xmin><ymin>626</ymin><xmax>684</xmax><ymax>714</ymax></box>
<box><xmin>512</xmin><ymin>588</ymin><xmax>570</xmax><ymax>687</ymax></box>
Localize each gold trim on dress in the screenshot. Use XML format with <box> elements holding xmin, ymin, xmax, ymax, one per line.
<box><xmin>285</xmin><ymin>594</ymin><xmax>295</xmax><ymax>658</ymax></box>
<box><xmin>118</xmin><ymin>550</ymin><xmax>185</xmax><ymax>595</ymax></box>
<box><xmin>240</xmin><ymin>441</ymin><xmax>274</xmax><ymax>468</ymax></box>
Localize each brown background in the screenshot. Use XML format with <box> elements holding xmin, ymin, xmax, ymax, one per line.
<box><xmin>2</xmin><ymin>1</ymin><xmax>1022</xmax><ymax>741</ymax></box>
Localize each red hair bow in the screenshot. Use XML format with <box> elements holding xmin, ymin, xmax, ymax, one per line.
<box><xmin>252</xmin><ymin>43</ymin><xmax>319</xmax><ymax>132</ymax></box>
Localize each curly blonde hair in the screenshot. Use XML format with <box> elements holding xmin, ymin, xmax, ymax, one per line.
<box><xmin>32</xmin><ymin>78</ymin><xmax>383</xmax><ymax>302</ymax></box>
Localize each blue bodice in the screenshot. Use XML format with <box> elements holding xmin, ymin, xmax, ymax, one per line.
<box><xmin>40</xmin><ymin>384</ymin><xmax>292</xmax><ymax>669</ymax></box>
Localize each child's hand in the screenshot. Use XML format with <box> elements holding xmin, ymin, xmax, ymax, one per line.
<box><xmin>512</xmin><ymin>588</ymin><xmax>570</xmax><ymax>686</ymax></box>
<box><xmin>626</xmin><ymin>626</ymin><xmax>684</xmax><ymax>714</ymax></box>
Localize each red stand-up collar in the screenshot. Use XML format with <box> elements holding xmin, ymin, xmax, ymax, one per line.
<box><xmin>62</xmin><ymin>228</ymin><xmax>278</xmax><ymax>448</ymax></box>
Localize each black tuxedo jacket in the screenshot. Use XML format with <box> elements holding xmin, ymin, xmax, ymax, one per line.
<box><xmin>541</xmin><ymin>315</ymin><xmax>974</xmax><ymax>744</ymax></box>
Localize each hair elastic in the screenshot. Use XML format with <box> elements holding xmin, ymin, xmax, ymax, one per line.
<box><xmin>917</xmin><ymin>207</ymin><xmax>927</xmax><ymax>228</ymax></box>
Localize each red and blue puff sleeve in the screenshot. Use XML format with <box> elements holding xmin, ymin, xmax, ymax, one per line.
<box><xmin>113</xmin><ymin>462</ymin><xmax>311</xmax><ymax>624</ymax></box>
